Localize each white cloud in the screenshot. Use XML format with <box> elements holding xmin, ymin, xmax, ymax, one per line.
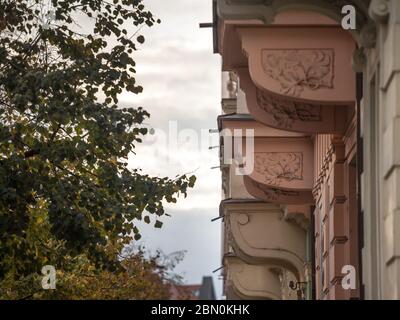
<box><xmin>122</xmin><ymin>0</ymin><xmax>223</xmax><ymax>298</ymax></box>
<box><xmin>137</xmin><ymin>208</ymin><xmax>222</xmax><ymax>298</ymax></box>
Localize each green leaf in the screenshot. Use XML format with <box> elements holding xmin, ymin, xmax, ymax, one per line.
<box><xmin>154</xmin><ymin>220</ymin><xmax>163</xmax><ymax>229</ymax></box>
<box><xmin>137</xmin><ymin>35</ymin><xmax>145</xmax><ymax>44</ymax></box>
<box><xmin>0</xmin><ymin>0</ymin><xmax>195</xmax><ymax>285</ymax></box>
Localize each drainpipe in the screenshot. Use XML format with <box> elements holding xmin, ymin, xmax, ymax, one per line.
<box><xmin>356</xmin><ymin>72</ymin><xmax>364</xmax><ymax>299</ymax></box>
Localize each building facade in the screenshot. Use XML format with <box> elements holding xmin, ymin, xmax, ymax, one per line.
<box><xmin>169</xmin><ymin>277</ymin><xmax>216</xmax><ymax>300</ymax></box>
<box><xmin>210</xmin><ymin>0</ymin><xmax>400</xmax><ymax>300</ymax></box>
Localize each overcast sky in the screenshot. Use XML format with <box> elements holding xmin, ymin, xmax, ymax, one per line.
<box><xmin>122</xmin><ymin>1</ymin><xmax>223</xmax><ymax>298</ymax></box>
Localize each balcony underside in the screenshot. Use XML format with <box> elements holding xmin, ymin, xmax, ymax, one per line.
<box><xmin>245</xmin><ymin>136</ymin><xmax>314</xmax><ymax>205</ymax></box>
<box><xmin>223</xmin><ymin>202</ymin><xmax>307</xmax><ymax>280</ymax></box>
<box><xmin>237</xmin><ymin>68</ymin><xmax>353</xmax><ymax>134</ymax></box>
<box><xmin>217</xmin><ymin>11</ymin><xmax>357</xmax><ymax>134</ymax></box>
<box><xmin>225</xmin><ymin>256</ymin><xmax>282</xmax><ymax>300</ymax></box>
<box><xmin>219</xmin><ymin>115</ymin><xmax>315</xmax><ymax>204</ymax></box>
<box><xmin>243</xmin><ymin>175</ymin><xmax>314</xmax><ymax>205</ymax></box>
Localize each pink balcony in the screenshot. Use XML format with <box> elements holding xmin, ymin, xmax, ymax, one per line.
<box><xmin>220</xmin><ymin>115</ymin><xmax>314</xmax><ymax>205</ymax></box>
<box><xmin>217</xmin><ymin>11</ymin><xmax>356</xmax><ymax>134</ymax></box>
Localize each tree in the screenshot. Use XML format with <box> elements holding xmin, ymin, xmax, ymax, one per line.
<box><xmin>0</xmin><ymin>0</ymin><xmax>196</xmax><ymax>286</ymax></box>
<box><xmin>0</xmin><ymin>247</ymin><xmax>186</xmax><ymax>300</ymax></box>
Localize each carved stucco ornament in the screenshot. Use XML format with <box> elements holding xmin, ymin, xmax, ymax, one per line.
<box><xmin>236</xmin><ymin>67</ymin><xmax>351</xmax><ymax>134</ymax></box>
<box><xmin>368</xmin><ymin>0</ymin><xmax>389</xmax><ymax>24</ymax></box>
<box><xmin>251</xmin><ymin>181</ymin><xmax>301</xmax><ymax>201</ymax></box>
<box><xmin>256</xmin><ymin>89</ymin><xmax>322</xmax><ymax>129</ymax></box>
<box><xmin>262</xmin><ymin>49</ymin><xmax>335</xmax><ymax>97</ymax></box>
<box><xmin>237</xmin><ymin>213</ymin><xmax>249</xmax><ymax>225</ymax></box>
<box><xmin>255</xmin><ymin>152</ymin><xmax>304</xmax><ymax>186</ymax></box>
<box><xmin>225</xmin><ymin>256</ymin><xmax>283</xmax><ymax>300</ymax></box>
<box><xmin>360</xmin><ymin>22</ymin><xmax>377</xmax><ymax>49</ymax></box>
<box><xmin>223</xmin><ymin>203</ymin><xmax>308</xmax><ymax>286</ymax></box>
<box><xmin>221</xmin><ymin>165</ymin><xmax>230</xmax><ymax>196</ymax></box>
<box><xmin>352</xmin><ymin>47</ymin><xmax>367</xmax><ymax>72</ymax></box>
<box><xmin>243</xmin><ymin>177</ymin><xmax>316</xmax><ymax>205</ymax></box>
<box><xmin>282</xmin><ymin>206</ymin><xmax>310</xmax><ymax>231</ymax></box>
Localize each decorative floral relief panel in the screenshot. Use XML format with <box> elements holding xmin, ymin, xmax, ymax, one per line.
<box><xmin>256</xmin><ymin>88</ymin><xmax>322</xmax><ymax>129</ymax></box>
<box><xmin>255</xmin><ymin>152</ymin><xmax>303</xmax><ymax>186</ymax></box>
<box><xmin>261</xmin><ymin>49</ymin><xmax>335</xmax><ymax>97</ymax></box>
<box><xmin>251</xmin><ymin>181</ymin><xmax>301</xmax><ymax>202</ymax></box>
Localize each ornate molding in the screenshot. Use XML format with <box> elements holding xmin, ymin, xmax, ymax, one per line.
<box><xmin>256</xmin><ymin>88</ymin><xmax>322</xmax><ymax>129</ymax></box>
<box><xmin>243</xmin><ymin>176</ymin><xmax>315</xmax><ymax>205</ymax></box>
<box><xmin>235</xmin><ymin>53</ymin><xmax>353</xmax><ymax>133</ymax></box>
<box><xmin>223</xmin><ymin>204</ymin><xmax>307</xmax><ymax>283</ymax></box>
<box><xmin>368</xmin><ymin>0</ymin><xmax>389</xmax><ymax>24</ymax></box>
<box><xmin>221</xmin><ymin>98</ymin><xmax>237</xmax><ymax>114</ymax></box>
<box><xmin>237</xmin><ymin>213</ymin><xmax>249</xmax><ymax>225</ymax></box>
<box><xmin>284</xmin><ymin>213</ymin><xmax>309</xmax><ymax>231</ymax></box>
<box><xmin>226</xmin><ymin>71</ymin><xmax>238</xmax><ymax>98</ymax></box>
<box><xmin>352</xmin><ymin>47</ymin><xmax>367</xmax><ymax>72</ymax></box>
<box><xmin>359</xmin><ymin>22</ymin><xmax>377</xmax><ymax>49</ymax></box>
<box><xmin>221</xmin><ymin>165</ymin><xmax>230</xmax><ymax>197</ymax></box>
<box><xmin>217</xmin><ymin>0</ymin><xmax>373</xmax><ymax>45</ymax></box>
<box><xmin>252</xmin><ymin>181</ymin><xmax>301</xmax><ymax>201</ymax></box>
<box><xmin>283</xmin><ymin>205</ymin><xmax>310</xmax><ymax>230</ymax></box>
<box><xmin>255</xmin><ymin>152</ymin><xmax>304</xmax><ymax>186</ymax></box>
<box><xmin>226</xmin><ymin>257</ymin><xmax>283</xmax><ymax>300</ymax></box>
<box><xmin>312</xmin><ymin>136</ymin><xmax>345</xmax><ymax>199</ymax></box>
<box><xmin>218</xmin><ymin>0</ymin><xmax>275</xmax><ymax>24</ymax></box>
<box><xmin>262</xmin><ymin>49</ymin><xmax>335</xmax><ymax>97</ymax></box>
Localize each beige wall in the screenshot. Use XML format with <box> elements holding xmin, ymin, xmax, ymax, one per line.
<box><xmin>362</xmin><ymin>0</ymin><xmax>400</xmax><ymax>299</ymax></box>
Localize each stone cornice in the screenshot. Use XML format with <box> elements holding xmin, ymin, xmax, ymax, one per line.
<box><xmin>217</xmin><ymin>0</ymin><xmax>377</xmax><ymax>48</ymax></box>
<box><xmin>218</xmin><ymin>0</ymin><xmax>275</xmax><ymax>24</ymax></box>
